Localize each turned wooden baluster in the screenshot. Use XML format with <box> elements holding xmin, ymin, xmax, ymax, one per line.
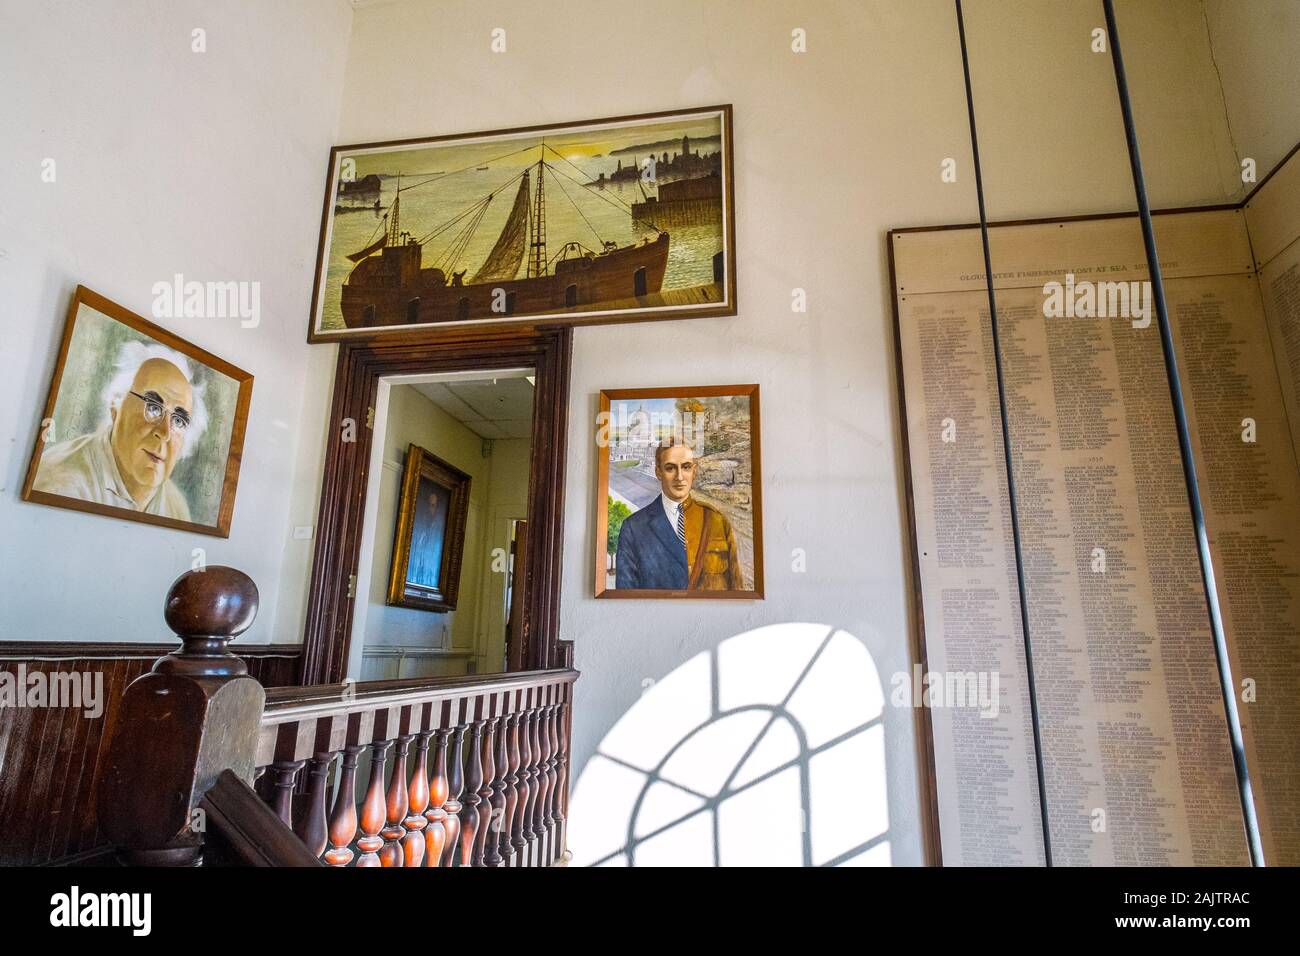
<box><xmin>269</xmin><ymin>761</ymin><xmax>305</xmax><ymax>829</ymax></box>
<box><xmin>526</xmin><ymin>708</ymin><xmax>545</xmax><ymax>851</ymax></box>
<box><xmin>553</xmin><ymin>702</ymin><xmax>570</xmax><ymax>831</ymax></box>
<box><xmin>424</xmin><ymin>729</ymin><xmax>451</xmax><ymax>867</ymax></box>
<box><xmin>380</xmin><ymin>734</ymin><xmax>412</xmax><ymax>867</ymax></box>
<box><xmin>478</xmin><ymin>717</ymin><xmax>502</xmax><ymax>867</ymax></box>
<box><xmin>516</xmin><ymin>708</ymin><xmax>537</xmax><ymax>862</ymax></box>
<box><xmin>541</xmin><ymin>704</ymin><xmax>560</xmax><ymax>837</ymax></box>
<box><xmin>458</xmin><ymin>720</ymin><xmax>485</xmax><ymax>866</ymax></box>
<box><xmin>325</xmin><ymin>746</ymin><xmax>361</xmax><ymax>866</ymax></box>
<box><xmin>439</xmin><ymin>726</ymin><xmax>465</xmax><ymax>867</ymax></box>
<box><xmin>486</xmin><ymin>714</ymin><xmax>511</xmax><ymax>867</ymax></box>
<box><xmin>535</xmin><ymin>706</ymin><xmax>552</xmax><ymax>842</ymax></box>
<box><xmin>500</xmin><ymin>712</ymin><xmax>522</xmax><ymax>867</ymax></box>
<box><xmin>403</xmin><ymin>731</ymin><xmax>431</xmax><ymax>867</ymax></box>
<box><xmin>534</xmin><ymin>705</ymin><xmax>557</xmax><ymax>844</ymax></box>
<box><xmin>295</xmin><ymin>752</ymin><xmax>335</xmax><ymax>861</ymax></box>
<box><xmin>356</xmin><ymin>740</ymin><xmax>392</xmax><ymax>867</ymax></box>
<box><xmin>512</xmin><ymin>707</ymin><xmax>534</xmax><ymax>864</ymax></box>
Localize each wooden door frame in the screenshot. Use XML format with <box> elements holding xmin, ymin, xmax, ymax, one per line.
<box><xmin>298</xmin><ymin>325</ymin><xmax>572</xmax><ymax>686</ymax></box>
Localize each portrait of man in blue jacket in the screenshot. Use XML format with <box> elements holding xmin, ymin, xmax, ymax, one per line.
<box><xmin>615</xmin><ymin>437</ymin><xmax>741</xmax><ymax>591</ymax></box>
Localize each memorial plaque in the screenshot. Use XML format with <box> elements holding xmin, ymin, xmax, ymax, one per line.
<box><xmin>893</xmin><ymin>188</ymin><xmax>1300</xmax><ymax>865</ymax></box>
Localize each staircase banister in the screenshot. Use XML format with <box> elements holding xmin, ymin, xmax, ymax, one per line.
<box><xmin>200</xmin><ymin>769</ymin><xmax>325</xmax><ymax>867</ymax></box>
<box><xmin>95</xmin><ymin>565</ymin><xmax>579</xmax><ymax>867</ymax></box>
<box><xmin>96</xmin><ymin>566</ymin><xmax>266</xmax><ymax>866</ymax></box>
<box><xmin>252</xmin><ymin>664</ymin><xmax>578</xmax><ymax>867</ymax></box>
<box><xmin>263</xmin><ymin>667</ymin><xmax>579</xmax><ymax>716</ymax></box>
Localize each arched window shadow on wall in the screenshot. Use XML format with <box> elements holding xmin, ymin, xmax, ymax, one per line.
<box><xmin>569</xmin><ymin>623</ymin><xmax>890</xmax><ymax>866</ymax></box>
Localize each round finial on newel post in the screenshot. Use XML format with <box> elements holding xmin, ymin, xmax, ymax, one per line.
<box><xmin>155</xmin><ymin>566</ymin><xmax>259</xmax><ymax>678</ymax></box>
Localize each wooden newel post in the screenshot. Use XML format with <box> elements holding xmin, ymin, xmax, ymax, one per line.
<box><xmin>97</xmin><ymin>566</ymin><xmax>265</xmax><ymax>866</ymax></box>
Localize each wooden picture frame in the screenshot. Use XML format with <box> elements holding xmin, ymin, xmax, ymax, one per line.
<box><xmin>594</xmin><ymin>384</ymin><xmax>763</xmax><ymax>600</ymax></box>
<box><xmin>21</xmin><ymin>285</ymin><xmax>254</xmax><ymax>538</ymax></box>
<box><xmin>387</xmin><ymin>443</ymin><xmax>471</xmax><ymax>612</ymax></box>
<box><xmin>307</xmin><ymin>105</ymin><xmax>737</xmax><ymax>342</ymax></box>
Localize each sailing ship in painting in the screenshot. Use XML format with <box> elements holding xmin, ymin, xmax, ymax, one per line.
<box><xmin>311</xmin><ymin>108</ymin><xmax>734</xmax><ymax>337</ymax></box>
<box><xmin>334</xmin><ymin>173</ymin><xmax>384</xmax><ymax>216</ymax></box>
<box><xmin>340</xmin><ymin>147</ymin><xmax>671</xmax><ymax>328</ymax></box>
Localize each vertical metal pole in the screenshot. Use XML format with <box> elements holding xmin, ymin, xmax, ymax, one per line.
<box><xmin>954</xmin><ymin>0</ymin><xmax>1054</xmax><ymax>866</ymax></box>
<box><xmin>1102</xmin><ymin>0</ymin><xmax>1261</xmax><ymax>865</ymax></box>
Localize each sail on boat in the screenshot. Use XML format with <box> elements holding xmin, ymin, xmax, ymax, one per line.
<box><xmin>339</xmin><ymin>145</ymin><xmax>670</xmax><ymax>328</ymax></box>
<box><xmin>472</xmin><ymin>172</ymin><xmax>531</xmax><ymax>283</ymax></box>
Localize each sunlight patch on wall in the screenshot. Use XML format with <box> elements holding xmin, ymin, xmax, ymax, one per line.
<box><xmin>569</xmin><ymin>622</ymin><xmax>890</xmax><ymax>866</ymax></box>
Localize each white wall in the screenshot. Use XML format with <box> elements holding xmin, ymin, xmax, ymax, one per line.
<box><xmin>1203</xmin><ymin>0</ymin><xmax>1300</xmax><ymax>186</ymax></box>
<box><xmin>965</xmin><ymin>0</ymin><xmax>1241</xmax><ymax>215</ymax></box>
<box><xmin>476</xmin><ymin>437</ymin><xmax>531</xmax><ymax>672</ymax></box>
<box><xmin>965</xmin><ymin>0</ymin><xmax>1300</xmax><ymax>214</ymax></box>
<box><xmin>0</xmin><ymin>0</ymin><xmax>353</xmax><ymax>643</ymax></box>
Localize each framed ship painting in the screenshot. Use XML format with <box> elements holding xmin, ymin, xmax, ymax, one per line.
<box><xmin>308</xmin><ymin>105</ymin><xmax>736</xmax><ymax>341</ymax></box>
<box><xmin>21</xmin><ymin>285</ymin><xmax>253</xmax><ymax>537</ymax></box>
<box><xmin>594</xmin><ymin>385</ymin><xmax>763</xmax><ymax>600</ymax></box>
<box><xmin>387</xmin><ymin>443</ymin><xmax>471</xmax><ymax>612</ymax></box>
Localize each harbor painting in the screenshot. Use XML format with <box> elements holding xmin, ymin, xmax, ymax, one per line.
<box><xmin>309</xmin><ymin>106</ymin><xmax>735</xmax><ymax>340</ymax></box>
<box><xmin>595</xmin><ymin>385</ymin><xmax>763</xmax><ymax>600</ymax></box>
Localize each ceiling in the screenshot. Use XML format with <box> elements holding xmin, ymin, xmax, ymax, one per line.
<box><xmin>411</xmin><ymin>376</ymin><xmax>534</xmax><ymax>440</ymax></box>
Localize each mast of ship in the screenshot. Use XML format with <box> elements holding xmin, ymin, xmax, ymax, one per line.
<box><xmin>634</xmin><ymin>154</ymin><xmax>651</xmax><ymax>203</ymax></box>
<box><xmin>389</xmin><ymin>172</ymin><xmax>401</xmax><ymax>244</ymax></box>
<box><xmin>527</xmin><ymin>145</ymin><xmax>547</xmax><ymax>277</ymax></box>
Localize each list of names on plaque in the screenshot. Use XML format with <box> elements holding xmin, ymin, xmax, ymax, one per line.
<box><xmin>891</xmin><ymin>199</ymin><xmax>1300</xmax><ymax>865</ymax></box>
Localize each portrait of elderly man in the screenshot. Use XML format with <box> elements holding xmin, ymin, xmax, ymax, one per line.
<box><xmin>615</xmin><ymin>436</ymin><xmax>742</xmax><ymax>590</ymax></box>
<box><xmin>33</xmin><ymin>341</ymin><xmax>207</xmax><ymax>520</ymax></box>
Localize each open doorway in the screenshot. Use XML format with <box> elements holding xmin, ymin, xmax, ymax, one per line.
<box><xmin>298</xmin><ymin>327</ymin><xmax>571</xmax><ymax>686</ymax></box>
<box><xmin>349</xmin><ymin>370</ymin><xmax>534</xmax><ymax>682</ymax></box>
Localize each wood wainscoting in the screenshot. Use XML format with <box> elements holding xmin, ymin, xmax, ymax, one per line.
<box><xmin>0</xmin><ymin>642</ymin><xmax>301</xmax><ymax>866</ymax></box>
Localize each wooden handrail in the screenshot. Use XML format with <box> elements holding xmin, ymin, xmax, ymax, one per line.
<box><xmin>262</xmin><ymin>668</ymin><xmax>578</xmax><ymax>720</ymax></box>
<box><xmin>199</xmin><ymin>770</ymin><xmax>324</xmax><ymax>867</ymax></box>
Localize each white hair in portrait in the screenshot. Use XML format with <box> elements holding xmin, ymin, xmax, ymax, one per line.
<box><xmin>101</xmin><ymin>340</ymin><xmax>209</xmax><ymax>459</ymax></box>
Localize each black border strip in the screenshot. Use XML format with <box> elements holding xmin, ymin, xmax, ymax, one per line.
<box><xmin>1103</xmin><ymin>0</ymin><xmax>1262</xmax><ymax>865</ymax></box>
<box><xmin>955</xmin><ymin>0</ymin><xmax>1053</xmax><ymax>866</ymax></box>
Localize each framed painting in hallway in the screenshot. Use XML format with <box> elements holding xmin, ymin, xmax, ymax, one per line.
<box><xmin>387</xmin><ymin>443</ymin><xmax>472</xmax><ymax>613</ymax></box>
<box><xmin>21</xmin><ymin>286</ymin><xmax>253</xmax><ymax>537</ymax></box>
<box><xmin>308</xmin><ymin>106</ymin><xmax>736</xmax><ymax>341</ymax></box>
<box><xmin>595</xmin><ymin>384</ymin><xmax>763</xmax><ymax>599</ymax></box>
